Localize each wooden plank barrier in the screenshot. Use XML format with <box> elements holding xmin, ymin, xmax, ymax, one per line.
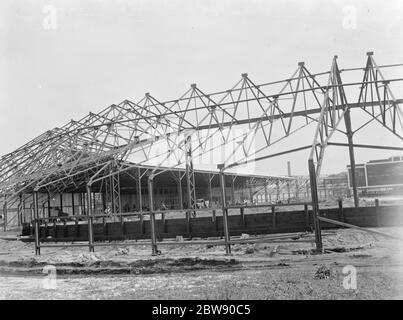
<box><xmin>24</xmin><ymin>204</ymin><xmax>403</xmax><ymax>243</ymax></box>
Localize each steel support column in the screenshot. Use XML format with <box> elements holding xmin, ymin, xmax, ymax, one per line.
<box><xmin>22</xmin><ymin>197</ymin><xmax>26</xmax><ymax>223</ymax></box>
<box><xmin>72</xmin><ymin>193</ymin><xmax>75</xmax><ymax>215</ymax></box>
<box><xmin>148</xmin><ymin>177</ymin><xmax>158</xmax><ymax>255</ymax></box>
<box><xmin>86</xmin><ymin>185</ymin><xmax>95</xmax><ymax>252</ymax></box>
<box><xmin>92</xmin><ymin>192</ymin><xmax>96</xmax><ymax>212</ymax></box>
<box><xmin>138</xmin><ymin>167</ymin><xmax>142</xmax><ymax>211</ymax></box>
<box><xmin>334</xmin><ymin>58</ymin><xmax>359</xmax><ymax>207</ymax></box>
<box><xmin>33</xmin><ymin>192</ymin><xmax>40</xmax><ymax>255</ymax></box>
<box><xmin>59</xmin><ymin>193</ymin><xmax>63</xmax><ymax>213</ymax></box>
<box><xmin>80</xmin><ymin>193</ymin><xmax>85</xmax><ymax>215</ymax></box>
<box><xmin>178</xmin><ymin>172</ymin><xmax>183</xmax><ymax>210</ymax></box>
<box><xmin>17</xmin><ymin>194</ymin><xmax>22</xmax><ymax>226</ymax></box>
<box><xmin>308</xmin><ymin>159</ymin><xmax>323</xmax><ymax>252</ymax></box>
<box><xmin>218</xmin><ymin>166</ymin><xmax>231</xmax><ymax>255</ymax></box>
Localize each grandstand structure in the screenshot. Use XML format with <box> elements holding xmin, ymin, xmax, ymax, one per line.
<box><xmin>0</xmin><ymin>52</ymin><xmax>402</xmax><ymax>254</ymax></box>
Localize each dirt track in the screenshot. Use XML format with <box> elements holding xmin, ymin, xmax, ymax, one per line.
<box><xmin>0</xmin><ymin>227</ymin><xmax>402</xmax><ymax>299</ymax></box>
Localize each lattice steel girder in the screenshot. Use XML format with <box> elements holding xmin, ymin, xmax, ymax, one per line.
<box><xmin>0</xmin><ymin>53</ymin><xmax>402</xmax><ymax>211</ymax></box>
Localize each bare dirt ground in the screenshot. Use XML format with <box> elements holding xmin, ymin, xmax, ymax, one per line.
<box><xmin>0</xmin><ymin>226</ymin><xmax>402</xmax><ymax>299</ymax></box>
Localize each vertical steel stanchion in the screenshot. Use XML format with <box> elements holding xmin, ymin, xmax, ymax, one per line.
<box><xmin>218</xmin><ymin>166</ymin><xmax>231</xmax><ymax>255</ymax></box>
<box><xmin>138</xmin><ymin>167</ymin><xmax>143</xmax><ymax>211</ymax></box>
<box><xmin>60</xmin><ymin>193</ymin><xmax>63</xmax><ymax>213</ymax></box>
<box><xmin>3</xmin><ymin>196</ymin><xmax>7</xmax><ymax>232</ymax></box>
<box><xmin>308</xmin><ymin>159</ymin><xmax>323</xmax><ymax>252</ymax></box>
<box><xmin>72</xmin><ymin>193</ymin><xmax>75</xmax><ymax>216</ymax></box>
<box><xmin>86</xmin><ymin>184</ymin><xmax>95</xmax><ymax>252</ymax></box>
<box><xmin>148</xmin><ymin>177</ymin><xmax>158</xmax><ymax>255</ymax></box>
<box><xmin>17</xmin><ymin>195</ymin><xmax>22</xmax><ymax>227</ymax></box>
<box><xmin>22</xmin><ymin>197</ymin><xmax>26</xmax><ymax>223</ymax></box>
<box><xmin>33</xmin><ymin>191</ymin><xmax>40</xmax><ymax>255</ymax></box>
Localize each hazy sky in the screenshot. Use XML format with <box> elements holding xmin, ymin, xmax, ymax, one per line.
<box><xmin>1</xmin><ymin>0</ymin><xmax>402</xmax><ymax>176</ymax></box>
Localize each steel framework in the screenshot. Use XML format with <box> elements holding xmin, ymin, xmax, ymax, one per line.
<box><xmin>1</xmin><ymin>52</ymin><xmax>402</xmax><ymax>252</ymax></box>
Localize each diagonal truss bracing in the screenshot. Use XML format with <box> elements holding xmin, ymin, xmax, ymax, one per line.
<box><xmin>0</xmin><ymin>52</ymin><xmax>402</xmax><ymax>222</ymax></box>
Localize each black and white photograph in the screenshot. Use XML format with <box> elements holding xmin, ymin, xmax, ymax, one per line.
<box><xmin>0</xmin><ymin>0</ymin><xmax>403</xmax><ymax>305</ymax></box>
